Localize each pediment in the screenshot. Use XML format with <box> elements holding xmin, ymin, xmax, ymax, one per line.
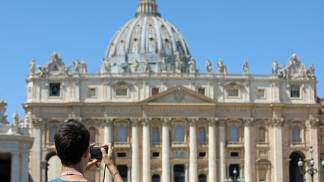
<box><xmin>142</xmin><ymin>86</ymin><xmax>214</xmax><ymax>104</ymax></box>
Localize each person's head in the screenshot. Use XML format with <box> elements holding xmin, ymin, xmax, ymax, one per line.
<box><xmin>54</xmin><ymin>119</ymin><xmax>90</xmax><ymax>169</ymax></box>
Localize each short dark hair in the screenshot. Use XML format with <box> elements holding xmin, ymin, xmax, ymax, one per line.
<box><xmin>54</xmin><ymin>119</ymin><xmax>90</xmax><ymax>166</ymax></box>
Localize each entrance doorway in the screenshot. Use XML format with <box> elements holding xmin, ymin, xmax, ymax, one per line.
<box><xmin>117</xmin><ymin>165</ymin><xmax>128</xmax><ymax>182</ymax></box>
<box><xmin>173</xmin><ymin>164</ymin><xmax>185</xmax><ymax>182</ymax></box>
<box><xmin>0</xmin><ymin>153</ymin><xmax>11</xmax><ymax>182</ymax></box>
<box><xmin>289</xmin><ymin>152</ymin><xmax>305</xmax><ymax>182</ymax></box>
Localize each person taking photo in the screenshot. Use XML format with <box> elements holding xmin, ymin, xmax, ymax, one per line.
<box><xmin>50</xmin><ymin>119</ymin><xmax>123</xmax><ymax>182</ymax></box>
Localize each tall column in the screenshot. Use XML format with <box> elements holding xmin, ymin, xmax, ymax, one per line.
<box><xmin>208</xmin><ymin>118</ymin><xmax>217</xmax><ymax>182</ymax></box>
<box><xmin>189</xmin><ymin>118</ymin><xmax>198</xmax><ymax>182</ymax></box>
<box><xmin>30</xmin><ymin>121</ymin><xmax>43</xmax><ymax>182</ymax></box>
<box><xmin>307</xmin><ymin>116</ymin><xmax>320</xmax><ymax>182</ymax></box>
<box><xmin>11</xmin><ymin>152</ymin><xmax>20</xmax><ymax>182</ymax></box>
<box><xmin>162</xmin><ymin>118</ymin><xmax>171</xmax><ymax>182</ymax></box>
<box><xmin>219</xmin><ymin>121</ymin><xmax>226</xmax><ymax>182</ymax></box>
<box><xmin>271</xmin><ymin>118</ymin><xmax>284</xmax><ymax>182</ymax></box>
<box><xmin>104</xmin><ymin>119</ymin><xmax>113</xmax><ymax>182</ymax></box>
<box><xmin>244</xmin><ymin>118</ymin><xmax>255</xmax><ymax>182</ymax></box>
<box><xmin>131</xmin><ymin>119</ymin><xmax>140</xmax><ymax>182</ymax></box>
<box><xmin>21</xmin><ymin>149</ymin><xmax>30</xmax><ymax>182</ymax></box>
<box><xmin>143</xmin><ymin>119</ymin><xmax>151</xmax><ymax>182</ymax></box>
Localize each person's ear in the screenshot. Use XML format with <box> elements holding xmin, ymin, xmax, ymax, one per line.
<box><xmin>83</xmin><ymin>147</ymin><xmax>91</xmax><ymax>159</ymax></box>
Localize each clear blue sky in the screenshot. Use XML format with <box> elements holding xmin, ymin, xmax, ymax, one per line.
<box><xmin>0</xmin><ymin>0</ymin><xmax>324</xmax><ymax>121</ymax></box>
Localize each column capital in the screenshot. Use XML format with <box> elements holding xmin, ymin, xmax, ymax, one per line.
<box><xmin>130</xmin><ymin>117</ymin><xmax>142</xmax><ymax>126</ymax></box>
<box><xmin>270</xmin><ymin>117</ymin><xmax>285</xmax><ymax>127</ymax></box>
<box><xmin>187</xmin><ymin>117</ymin><xmax>200</xmax><ymax>125</ymax></box>
<box><xmin>208</xmin><ymin>117</ymin><xmax>219</xmax><ymax>126</ymax></box>
<box><xmin>161</xmin><ymin>117</ymin><xmax>173</xmax><ymax>126</ymax></box>
<box><xmin>104</xmin><ymin>117</ymin><xmax>114</xmax><ymax>125</ymax></box>
<box><xmin>306</xmin><ymin>118</ymin><xmax>320</xmax><ymax>128</ymax></box>
<box><xmin>243</xmin><ymin>117</ymin><xmax>255</xmax><ymax>127</ymax></box>
<box><xmin>142</xmin><ymin>118</ymin><xmax>152</xmax><ymax>126</ymax></box>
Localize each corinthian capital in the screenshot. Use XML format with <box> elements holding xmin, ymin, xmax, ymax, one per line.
<box><xmin>243</xmin><ymin>118</ymin><xmax>255</xmax><ymax>126</ymax></box>
<box><xmin>270</xmin><ymin>117</ymin><xmax>284</xmax><ymax>127</ymax></box>
<box><xmin>161</xmin><ymin>117</ymin><xmax>173</xmax><ymax>126</ymax></box>
<box><xmin>208</xmin><ymin>117</ymin><xmax>219</xmax><ymax>126</ymax></box>
<box><xmin>306</xmin><ymin>117</ymin><xmax>320</xmax><ymax>128</ymax></box>
<box><xmin>187</xmin><ymin>117</ymin><xmax>200</xmax><ymax>125</ymax></box>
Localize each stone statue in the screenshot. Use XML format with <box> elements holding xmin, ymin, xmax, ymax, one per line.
<box><xmin>101</xmin><ymin>59</ymin><xmax>111</xmax><ymax>74</ymax></box>
<box><xmin>50</xmin><ymin>52</ymin><xmax>61</xmax><ymax>63</ymax></box>
<box><xmin>272</xmin><ymin>60</ymin><xmax>279</xmax><ymax>75</ymax></box>
<box><xmin>0</xmin><ymin>101</ymin><xmax>8</xmax><ymax>124</ymax></box>
<box><xmin>307</xmin><ymin>64</ymin><xmax>315</xmax><ymax>79</ymax></box>
<box><xmin>243</xmin><ymin>61</ymin><xmax>249</xmax><ymax>74</ymax></box>
<box><xmin>132</xmin><ymin>59</ymin><xmax>140</xmax><ymax>72</ymax></box>
<box><xmin>144</xmin><ymin>60</ymin><xmax>151</xmax><ymax>73</ymax></box>
<box><xmin>12</xmin><ymin>112</ymin><xmax>20</xmax><ymax>126</ymax></box>
<box><xmin>160</xmin><ymin>58</ymin><xmax>167</xmax><ymax>72</ymax></box>
<box><xmin>217</xmin><ymin>59</ymin><xmax>227</xmax><ymax>75</ymax></box>
<box><xmin>289</xmin><ymin>53</ymin><xmax>299</xmax><ymax>66</ymax></box>
<box><xmin>73</xmin><ymin>60</ymin><xmax>87</xmax><ymax>74</ymax></box>
<box><xmin>206</xmin><ymin>60</ymin><xmax>212</xmax><ymax>73</ymax></box>
<box><xmin>175</xmin><ymin>57</ymin><xmax>182</xmax><ymax>73</ymax></box>
<box><xmin>38</xmin><ymin>66</ymin><xmax>48</xmax><ymax>78</ymax></box>
<box><xmin>29</xmin><ymin>60</ymin><xmax>36</xmax><ymax>75</ymax></box>
<box><xmin>188</xmin><ymin>58</ymin><xmax>196</xmax><ymax>73</ymax></box>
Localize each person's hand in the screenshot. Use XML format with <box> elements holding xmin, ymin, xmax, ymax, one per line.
<box><xmin>86</xmin><ymin>144</ymin><xmax>100</xmax><ymax>171</ymax></box>
<box><xmin>101</xmin><ymin>144</ymin><xmax>114</xmax><ymax>167</ymax></box>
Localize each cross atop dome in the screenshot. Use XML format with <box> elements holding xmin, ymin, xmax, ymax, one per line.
<box><xmin>136</xmin><ymin>0</ymin><xmax>161</xmax><ymax>17</ymax></box>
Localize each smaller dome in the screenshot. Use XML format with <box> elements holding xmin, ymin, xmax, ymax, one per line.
<box><xmin>105</xmin><ymin>0</ymin><xmax>192</xmax><ymax>74</ymax></box>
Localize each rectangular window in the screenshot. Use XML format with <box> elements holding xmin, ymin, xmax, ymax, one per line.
<box><xmin>49</xmin><ymin>126</ymin><xmax>57</xmax><ymax>144</ymax></box>
<box><xmin>152</xmin><ymin>87</ymin><xmax>160</xmax><ymax>96</ymax></box>
<box><xmin>115</xmin><ymin>126</ymin><xmax>128</xmax><ymax>144</ymax></box>
<box><xmin>151</xmin><ymin>127</ymin><xmax>160</xmax><ymax>145</ymax></box>
<box><xmin>198</xmin><ymin>87</ymin><xmax>206</xmax><ymax>96</ymax></box>
<box><xmin>115</xmin><ymin>87</ymin><xmax>128</xmax><ymax>97</ymax></box>
<box><xmin>173</xmin><ymin>125</ymin><xmax>185</xmax><ymax>144</ymax></box>
<box><xmin>228</xmin><ymin>88</ymin><xmax>239</xmax><ymax>97</ymax></box>
<box><xmin>257</xmin><ymin>89</ymin><xmax>265</xmax><ymax>99</ymax></box>
<box><xmin>229</xmin><ymin>127</ymin><xmax>239</xmax><ymax>143</ymax></box>
<box><xmin>290</xmin><ymin>85</ymin><xmax>300</xmax><ymax>98</ymax></box>
<box><xmin>49</xmin><ymin>83</ymin><xmax>61</xmax><ymax>97</ymax></box>
<box><xmin>87</xmin><ymin>87</ymin><xmax>97</xmax><ymax>98</ymax></box>
<box><xmin>292</xmin><ymin>127</ymin><xmax>302</xmax><ymax>143</ymax></box>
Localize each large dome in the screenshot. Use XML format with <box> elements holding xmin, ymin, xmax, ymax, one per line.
<box><xmin>105</xmin><ymin>0</ymin><xmax>192</xmax><ymax>73</ymax></box>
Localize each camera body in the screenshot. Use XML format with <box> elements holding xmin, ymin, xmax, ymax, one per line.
<box><xmin>90</xmin><ymin>146</ymin><xmax>108</xmax><ymax>161</ymax></box>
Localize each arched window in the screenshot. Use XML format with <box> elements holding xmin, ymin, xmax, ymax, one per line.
<box><xmin>258</xmin><ymin>127</ymin><xmax>267</xmax><ymax>143</ymax></box>
<box><xmin>197</xmin><ymin>127</ymin><xmax>206</xmax><ymax>145</ymax></box>
<box><xmin>89</xmin><ymin>127</ymin><xmax>97</xmax><ymax>144</ymax></box>
<box><xmin>292</xmin><ymin>127</ymin><xmax>301</xmax><ymax>143</ymax></box>
<box><xmin>151</xmin><ymin>127</ymin><xmax>160</xmax><ymax>145</ymax></box>
<box><xmin>229</xmin><ymin>126</ymin><xmax>239</xmax><ymax>143</ymax></box>
<box><xmin>173</xmin><ymin>125</ymin><xmax>185</xmax><ymax>144</ymax></box>
<box><xmin>152</xmin><ymin>174</ymin><xmax>160</xmax><ymax>182</ymax></box>
<box><xmin>198</xmin><ymin>174</ymin><xmax>207</xmax><ymax>182</ymax></box>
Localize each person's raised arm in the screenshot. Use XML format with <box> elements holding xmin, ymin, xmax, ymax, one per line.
<box><xmin>101</xmin><ymin>145</ymin><xmax>123</xmax><ymax>182</ymax></box>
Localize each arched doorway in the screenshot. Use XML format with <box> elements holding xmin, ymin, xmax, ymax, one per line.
<box><xmin>173</xmin><ymin>164</ymin><xmax>185</xmax><ymax>182</ymax></box>
<box><xmin>152</xmin><ymin>174</ymin><xmax>160</xmax><ymax>182</ymax></box>
<box><xmin>0</xmin><ymin>153</ymin><xmax>11</xmax><ymax>182</ymax></box>
<box><xmin>198</xmin><ymin>174</ymin><xmax>207</xmax><ymax>182</ymax></box>
<box><xmin>289</xmin><ymin>152</ymin><xmax>305</xmax><ymax>182</ymax></box>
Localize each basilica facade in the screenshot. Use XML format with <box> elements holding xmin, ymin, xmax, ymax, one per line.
<box><xmin>25</xmin><ymin>0</ymin><xmax>324</xmax><ymax>182</ymax></box>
